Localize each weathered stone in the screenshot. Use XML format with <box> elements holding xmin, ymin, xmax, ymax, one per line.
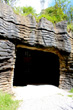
<box><xmin>0</xmin><ymin>3</ymin><xmax>71</xmax><ymax>52</ymax></box>
<box><xmin>0</xmin><ymin>40</ymin><xmax>15</xmax><ymax>93</ymax></box>
<box><xmin>59</xmin><ymin>72</ymin><xmax>73</xmax><ymax>90</ymax></box>
<box><xmin>0</xmin><ymin>3</ymin><xmax>73</xmax><ymax>93</ymax></box>
<box><xmin>38</xmin><ymin>17</ymin><xmax>54</xmax><ymax>32</ymax></box>
<box><xmin>55</xmin><ymin>21</ymin><xmax>67</xmax><ymax>34</ymax></box>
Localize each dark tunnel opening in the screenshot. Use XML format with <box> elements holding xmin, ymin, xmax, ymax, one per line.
<box><xmin>13</xmin><ymin>48</ymin><xmax>60</xmax><ymax>87</ymax></box>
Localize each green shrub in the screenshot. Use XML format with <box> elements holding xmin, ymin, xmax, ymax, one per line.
<box><xmin>67</xmin><ymin>24</ymin><xmax>73</xmax><ymax>32</ymax></box>
<box><xmin>13</xmin><ymin>6</ymin><xmax>37</xmax><ymax>16</ymax></box>
<box><xmin>0</xmin><ymin>91</ymin><xmax>19</xmax><ymax>110</ymax></box>
<box><xmin>13</xmin><ymin>6</ymin><xmax>73</xmax><ymax>32</ymax></box>
<box><xmin>37</xmin><ymin>14</ymin><xmax>55</xmax><ymax>23</ymax></box>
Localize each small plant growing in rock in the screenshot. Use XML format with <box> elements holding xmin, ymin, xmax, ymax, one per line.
<box><xmin>69</xmin><ymin>88</ymin><xmax>73</xmax><ymax>93</ymax></box>
<box><xmin>67</xmin><ymin>88</ymin><xmax>73</xmax><ymax>99</ymax></box>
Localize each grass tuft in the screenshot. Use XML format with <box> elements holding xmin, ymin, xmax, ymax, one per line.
<box><xmin>68</xmin><ymin>95</ymin><xmax>73</xmax><ymax>98</ymax></box>
<box><xmin>69</xmin><ymin>88</ymin><xmax>73</xmax><ymax>93</ymax></box>
<box><xmin>0</xmin><ymin>91</ymin><xmax>19</xmax><ymax>110</ymax></box>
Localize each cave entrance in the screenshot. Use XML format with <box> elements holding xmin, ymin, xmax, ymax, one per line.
<box><xmin>13</xmin><ymin>48</ymin><xmax>60</xmax><ymax>87</ymax></box>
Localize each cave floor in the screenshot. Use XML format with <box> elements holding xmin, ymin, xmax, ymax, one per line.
<box><xmin>13</xmin><ymin>85</ymin><xmax>73</xmax><ymax>110</ymax></box>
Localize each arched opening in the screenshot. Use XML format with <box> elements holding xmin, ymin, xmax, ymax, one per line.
<box><xmin>13</xmin><ymin>48</ymin><xmax>60</xmax><ymax>87</ymax></box>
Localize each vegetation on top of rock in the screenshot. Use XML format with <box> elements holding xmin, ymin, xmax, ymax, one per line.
<box><xmin>1</xmin><ymin>0</ymin><xmax>73</xmax><ymax>32</ymax></box>
<box><xmin>67</xmin><ymin>23</ymin><xmax>73</xmax><ymax>32</ymax></box>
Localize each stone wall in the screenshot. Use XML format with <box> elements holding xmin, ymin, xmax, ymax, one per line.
<box><xmin>0</xmin><ymin>2</ymin><xmax>73</xmax><ymax>93</ymax></box>
<box><xmin>0</xmin><ymin>40</ymin><xmax>15</xmax><ymax>93</ymax></box>
<box><xmin>59</xmin><ymin>33</ymin><xmax>73</xmax><ymax>90</ymax></box>
<box><xmin>59</xmin><ymin>54</ymin><xmax>73</xmax><ymax>90</ymax></box>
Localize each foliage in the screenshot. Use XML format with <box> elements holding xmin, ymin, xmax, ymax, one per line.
<box><xmin>67</xmin><ymin>88</ymin><xmax>73</xmax><ymax>99</ymax></box>
<box><xmin>0</xmin><ymin>91</ymin><xmax>19</xmax><ymax>110</ymax></box>
<box><xmin>41</xmin><ymin>5</ymin><xmax>67</xmax><ymax>23</ymax></box>
<box><xmin>67</xmin><ymin>23</ymin><xmax>73</xmax><ymax>32</ymax></box>
<box><xmin>39</xmin><ymin>0</ymin><xmax>73</xmax><ymax>31</ymax></box>
<box><xmin>37</xmin><ymin>14</ymin><xmax>57</xmax><ymax>23</ymax></box>
<box><xmin>69</xmin><ymin>88</ymin><xmax>73</xmax><ymax>93</ymax></box>
<box><xmin>14</xmin><ymin>6</ymin><xmax>37</xmax><ymax>17</ymax></box>
<box><xmin>68</xmin><ymin>95</ymin><xmax>73</xmax><ymax>98</ymax></box>
<box><xmin>22</xmin><ymin>6</ymin><xmax>36</xmax><ymax>14</ymax></box>
<box><xmin>55</xmin><ymin>0</ymin><xmax>73</xmax><ymax>23</ymax></box>
<box><xmin>13</xmin><ymin>7</ymin><xmax>22</xmax><ymax>15</ymax></box>
<box><xmin>55</xmin><ymin>0</ymin><xmax>71</xmax><ymax>12</ymax></box>
<box><xmin>67</xmin><ymin>5</ymin><xmax>73</xmax><ymax>23</ymax></box>
<box><xmin>13</xmin><ymin>5</ymin><xmax>67</xmax><ymax>23</ymax></box>
<box><xmin>10</xmin><ymin>0</ymin><xmax>73</xmax><ymax>32</ymax></box>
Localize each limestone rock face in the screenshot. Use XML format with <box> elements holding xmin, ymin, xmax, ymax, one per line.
<box><xmin>55</xmin><ymin>21</ymin><xmax>67</xmax><ymax>33</ymax></box>
<box><xmin>0</xmin><ymin>40</ymin><xmax>15</xmax><ymax>93</ymax></box>
<box><xmin>0</xmin><ymin>3</ymin><xmax>71</xmax><ymax>53</ymax></box>
<box><xmin>0</xmin><ymin>3</ymin><xmax>73</xmax><ymax>92</ymax></box>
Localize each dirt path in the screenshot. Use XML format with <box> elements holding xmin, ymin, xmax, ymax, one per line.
<box><xmin>13</xmin><ymin>85</ymin><xmax>73</xmax><ymax>110</ymax></box>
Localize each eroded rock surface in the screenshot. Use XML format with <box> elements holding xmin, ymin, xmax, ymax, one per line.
<box><xmin>0</xmin><ymin>3</ymin><xmax>73</xmax><ymax>92</ymax></box>
<box><xmin>0</xmin><ymin>40</ymin><xmax>15</xmax><ymax>93</ymax></box>
<box><xmin>0</xmin><ymin>3</ymin><xmax>71</xmax><ymax>52</ymax></box>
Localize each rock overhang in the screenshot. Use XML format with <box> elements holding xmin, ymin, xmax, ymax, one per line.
<box><xmin>0</xmin><ymin>2</ymin><xmax>71</xmax><ymax>53</ymax></box>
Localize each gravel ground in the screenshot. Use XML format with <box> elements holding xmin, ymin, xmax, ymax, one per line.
<box><xmin>13</xmin><ymin>85</ymin><xmax>73</xmax><ymax>110</ymax></box>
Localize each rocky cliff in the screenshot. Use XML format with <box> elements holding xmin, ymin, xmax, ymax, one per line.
<box><xmin>0</xmin><ymin>3</ymin><xmax>73</xmax><ymax>93</ymax></box>
<box><xmin>0</xmin><ymin>2</ymin><xmax>71</xmax><ymax>53</ymax></box>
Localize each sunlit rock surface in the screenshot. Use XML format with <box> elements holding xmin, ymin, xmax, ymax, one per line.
<box><xmin>0</xmin><ymin>3</ymin><xmax>73</xmax><ymax>93</ymax></box>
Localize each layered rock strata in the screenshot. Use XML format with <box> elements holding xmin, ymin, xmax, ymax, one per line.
<box><xmin>0</xmin><ymin>3</ymin><xmax>73</xmax><ymax>92</ymax></box>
